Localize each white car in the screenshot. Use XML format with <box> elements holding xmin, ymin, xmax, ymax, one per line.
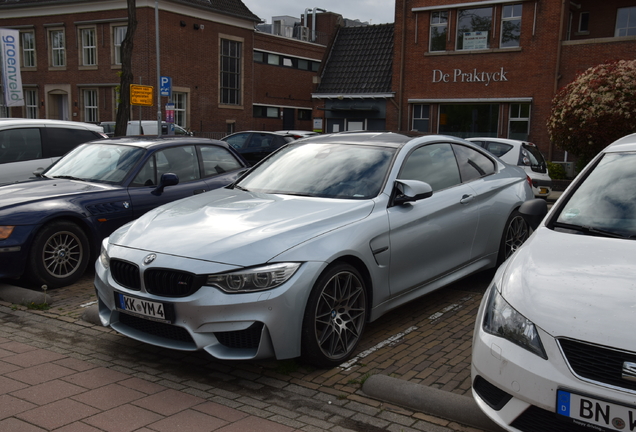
<box><xmin>467</xmin><ymin>138</ymin><xmax>552</xmax><ymax>198</ymax></box>
<box><xmin>0</xmin><ymin>118</ymin><xmax>107</xmax><ymax>184</ymax></box>
<box><xmin>471</xmin><ymin>133</ymin><xmax>636</xmax><ymax>432</ymax></box>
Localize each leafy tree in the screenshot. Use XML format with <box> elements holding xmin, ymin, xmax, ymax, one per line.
<box><xmin>547</xmin><ymin>59</ymin><xmax>636</xmax><ymax>165</ymax></box>
<box><xmin>115</xmin><ymin>0</ymin><xmax>138</xmax><ymax>137</ymax></box>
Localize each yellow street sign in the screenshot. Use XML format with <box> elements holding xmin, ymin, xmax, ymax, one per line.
<box><xmin>130</xmin><ymin>84</ymin><xmax>154</xmax><ymax>106</ymax></box>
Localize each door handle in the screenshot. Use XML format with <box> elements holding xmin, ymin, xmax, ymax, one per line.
<box><xmin>460</xmin><ymin>194</ymin><xmax>475</xmax><ymax>204</ymax></box>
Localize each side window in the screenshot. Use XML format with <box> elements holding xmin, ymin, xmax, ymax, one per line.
<box><xmin>224</xmin><ymin>133</ymin><xmax>250</xmax><ymax>150</ymax></box>
<box><xmin>484</xmin><ymin>141</ymin><xmax>513</xmax><ymax>157</ymax></box>
<box><xmin>200</xmin><ymin>145</ymin><xmax>243</xmax><ymax>177</ymax></box>
<box><xmin>0</xmin><ymin>128</ymin><xmax>43</xmax><ymax>163</ymax></box>
<box><xmin>452</xmin><ymin>144</ymin><xmax>495</xmax><ymax>182</ymax></box>
<box><xmin>399</xmin><ymin>143</ymin><xmax>461</xmax><ymax>192</ymax></box>
<box><xmin>43</xmin><ymin>128</ymin><xmax>102</xmax><ymax>157</ymax></box>
<box><xmin>157</xmin><ymin>146</ymin><xmax>200</xmax><ymax>182</ymax></box>
<box><xmin>131</xmin><ymin>155</ymin><xmax>156</xmax><ymax>187</ymax></box>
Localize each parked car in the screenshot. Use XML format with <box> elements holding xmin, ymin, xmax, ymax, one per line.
<box><xmin>471</xmin><ymin>133</ymin><xmax>636</xmax><ymax>432</ymax></box>
<box><xmin>275</xmin><ymin>130</ymin><xmax>319</xmax><ymax>139</ymax></box>
<box><xmin>466</xmin><ymin>137</ymin><xmax>552</xmax><ymax>198</ymax></box>
<box><xmin>0</xmin><ymin>118</ymin><xmax>107</xmax><ymax>184</ymax></box>
<box><xmin>221</xmin><ymin>131</ymin><xmax>295</xmax><ymax>164</ymax></box>
<box><xmin>0</xmin><ymin>136</ymin><xmax>248</xmax><ymax>288</ymax></box>
<box><xmin>99</xmin><ymin>121</ymin><xmax>192</xmax><ymax>137</ymax></box>
<box><xmin>94</xmin><ymin>132</ymin><xmax>533</xmax><ymax>367</ymax></box>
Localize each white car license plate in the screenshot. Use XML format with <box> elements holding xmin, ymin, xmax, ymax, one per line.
<box><xmin>557</xmin><ymin>389</ymin><xmax>636</xmax><ymax>431</ymax></box>
<box><xmin>116</xmin><ymin>293</ymin><xmax>171</xmax><ymax>323</ymax></box>
<box><xmin>539</xmin><ymin>187</ymin><xmax>548</xmax><ymax>194</ymax></box>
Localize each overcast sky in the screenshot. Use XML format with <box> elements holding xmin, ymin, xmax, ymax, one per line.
<box><xmin>243</xmin><ymin>0</ymin><xmax>395</xmax><ymax>26</ymax></box>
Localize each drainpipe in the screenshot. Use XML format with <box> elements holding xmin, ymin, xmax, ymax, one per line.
<box><xmin>312</xmin><ymin>8</ymin><xmax>327</xmax><ymax>42</ymax></box>
<box><xmin>397</xmin><ymin>0</ymin><xmax>407</xmax><ymax>131</ymax></box>
<box><xmin>550</xmin><ymin>0</ymin><xmax>567</xmax><ymax>161</ymax></box>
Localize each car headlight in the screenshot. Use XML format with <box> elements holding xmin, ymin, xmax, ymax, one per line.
<box><xmin>207</xmin><ymin>263</ymin><xmax>300</xmax><ymax>293</ymax></box>
<box><xmin>483</xmin><ymin>286</ymin><xmax>547</xmax><ymax>359</ymax></box>
<box><xmin>0</xmin><ymin>226</ymin><xmax>15</xmax><ymax>240</ymax></box>
<box><xmin>99</xmin><ymin>243</ymin><xmax>110</xmax><ymax>269</ymax></box>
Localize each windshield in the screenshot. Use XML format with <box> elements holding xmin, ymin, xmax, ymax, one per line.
<box><xmin>555</xmin><ymin>152</ymin><xmax>636</xmax><ymax>238</ymax></box>
<box><xmin>44</xmin><ymin>143</ymin><xmax>145</xmax><ymax>184</ymax></box>
<box><xmin>235</xmin><ymin>142</ymin><xmax>396</xmax><ymax>199</ymax></box>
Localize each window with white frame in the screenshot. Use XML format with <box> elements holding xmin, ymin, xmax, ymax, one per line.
<box><xmin>501</xmin><ymin>4</ymin><xmax>522</xmax><ymax>48</ymax></box>
<box><xmin>80</xmin><ymin>27</ymin><xmax>97</xmax><ymax>66</ymax></box>
<box><xmin>509</xmin><ymin>103</ymin><xmax>530</xmax><ymax>140</ymax></box>
<box><xmin>113</xmin><ymin>25</ymin><xmax>127</xmax><ymax>65</ymax></box>
<box><xmin>25</xmin><ymin>89</ymin><xmax>38</xmax><ymax>118</ymax></box>
<box><xmin>579</xmin><ymin>12</ymin><xmax>589</xmax><ymax>33</ymax></box>
<box><xmin>21</xmin><ymin>31</ymin><xmax>36</xmax><ymax>68</ymax></box>
<box><xmin>430</xmin><ymin>11</ymin><xmax>448</xmax><ymax>52</ymax></box>
<box><xmin>49</xmin><ymin>28</ymin><xmax>66</xmax><ymax>67</ymax></box>
<box><xmin>456</xmin><ymin>7</ymin><xmax>492</xmax><ymax>50</ymax></box>
<box><xmin>173</xmin><ymin>92</ymin><xmax>187</xmax><ymax>127</ymax></box>
<box><xmin>412</xmin><ymin>104</ymin><xmax>430</xmax><ymax>132</ymax></box>
<box><xmin>616</xmin><ymin>7</ymin><xmax>636</xmax><ymax>37</ymax></box>
<box><xmin>220</xmin><ymin>38</ymin><xmax>242</xmax><ymax>106</ymax></box>
<box><xmin>83</xmin><ymin>89</ymin><xmax>98</xmax><ymax>123</ymax></box>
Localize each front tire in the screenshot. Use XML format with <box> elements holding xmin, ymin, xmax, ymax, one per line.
<box><xmin>27</xmin><ymin>221</ymin><xmax>90</xmax><ymax>289</ymax></box>
<box><xmin>301</xmin><ymin>263</ymin><xmax>367</xmax><ymax>368</ymax></box>
<box><xmin>498</xmin><ymin>210</ymin><xmax>529</xmax><ymax>265</ymax></box>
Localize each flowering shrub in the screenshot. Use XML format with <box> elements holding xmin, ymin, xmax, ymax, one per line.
<box><xmin>547</xmin><ymin>60</ymin><xmax>636</xmax><ymax>164</ymax></box>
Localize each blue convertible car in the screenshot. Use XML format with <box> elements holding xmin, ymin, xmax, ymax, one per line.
<box><xmin>0</xmin><ymin>136</ymin><xmax>249</xmax><ymax>288</ymax></box>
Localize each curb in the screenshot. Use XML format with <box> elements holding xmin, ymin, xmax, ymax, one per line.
<box><xmin>362</xmin><ymin>374</ymin><xmax>505</xmax><ymax>432</ymax></box>
<box><xmin>0</xmin><ymin>283</ymin><xmax>53</xmax><ymax>305</ymax></box>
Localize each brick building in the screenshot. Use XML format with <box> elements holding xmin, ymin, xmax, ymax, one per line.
<box><xmin>391</xmin><ymin>0</ymin><xmax>636</xmax><ymax>162</ymax></box>
<box><xmin>0</xmin><ymin>0</ymin><xmax>334</xmax><ymax>136</ymax></box>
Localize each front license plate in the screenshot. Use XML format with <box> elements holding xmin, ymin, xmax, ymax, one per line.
<box><xmin>557</xmin><ymin>389</ymin><xmax>636</xmax><ymax>431</ymax></box>
<box><xmin>115</xmin><ymin>292</ymin><xmax>171</xmax><ymax>324</ymax></box>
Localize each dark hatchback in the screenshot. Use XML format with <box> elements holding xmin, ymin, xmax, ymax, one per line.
<box><xmin>0</xmin><ymin>136</ymin><xmax>249</xmax><ymax>288</ymax></box>
<box><xmin>221</xmin><ymin>131</ymin><xmax>295</xmax><ymax>165</ymax></box>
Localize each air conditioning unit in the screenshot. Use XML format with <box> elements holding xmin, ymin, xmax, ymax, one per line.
<box><xmin>300</xmin><ymin>26</ymin><xmax>310</xmax><ymax>41</ymax></box>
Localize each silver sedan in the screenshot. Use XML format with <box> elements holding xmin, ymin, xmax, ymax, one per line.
<box><xmin>95</xmin><ymin>132</ymin><xmax>533</xmax><ymax>367</ymax></box>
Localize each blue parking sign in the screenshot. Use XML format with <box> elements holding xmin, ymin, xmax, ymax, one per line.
<box><xmin>160</xmin><ymin>76</ymin><xmax>171</xmax><ymax>97</ymax></box>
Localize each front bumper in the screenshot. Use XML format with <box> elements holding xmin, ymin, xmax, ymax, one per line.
<box><xmin>94</xmin><ymin>243</ymin><xmax>326</xmax><ymax>361</ymax></box>
<box><xmin>471</xmin><ymin>285</ymin><xmax>636</xmax><ymax>432</ymax></box>
<box><xmin>0</xmin><ymin>225</ymin><xmax>36</xmax><ymax>279</ymax></box>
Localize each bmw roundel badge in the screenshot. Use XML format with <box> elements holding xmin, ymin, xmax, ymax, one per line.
<box><xmin>143</xmin><ymin>254</ymin><xmax>157</xmax><ymax>265</ymax></box>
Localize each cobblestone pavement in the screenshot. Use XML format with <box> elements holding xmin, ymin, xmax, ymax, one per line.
<box><xmin>0</xmin><ymin>268</ymin><xmax>494</xmax><ymax>432</ymax></box>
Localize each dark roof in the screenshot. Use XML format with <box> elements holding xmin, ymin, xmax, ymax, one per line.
<box><xmin>316</xmin><ymin>23</ymin><xmax>394</xmax><ymax>95</ymax></box>
<box><xmin>0</xmin><ymin>0</ymin><xmax>260</xmax><ymax>22</ymax></box>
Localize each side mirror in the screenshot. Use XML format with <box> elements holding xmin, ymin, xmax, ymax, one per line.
<box><xmin>392</xmin><ymin>179</ymin><xmax>433</xmax><ymax>206</ymax></box>
<box><xmin>33</xmin><ymin>167</ymin><xmax>45</xmax><ymax>177</ymax></box>
<box><xmin>152</xmin><ymin>173</ymin><xmax>179</xmax><ymax>196</ymax></box>
<box><xmin>519</xmin><ymin>198</ymin><xmax>548</xmax><ymax>230</ymax></box>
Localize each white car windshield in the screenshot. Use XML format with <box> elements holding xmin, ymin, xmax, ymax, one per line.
<box><xmin>555</xmin><ymin>152</ymin><xmax>636</xmax><ymax>238</ymax></box>
<box><xmin>235</xmin><ymin>142</ymin><xmax>396</xmax><ymax>199</ymax></box>
<box><xmin>44</xmin><ymin>143</ymin><xmax>145</xmax><ymax>184</ymax></box>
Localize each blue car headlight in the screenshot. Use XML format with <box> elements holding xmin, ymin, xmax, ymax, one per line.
<box><xmin>483</xmin><ymin>286</ymin><xmax>547</xmax><ymax>359</ymax></box>
<box><xmin>206</xmin><ymin>263</ymin><xmax>301</xmax><ymax>293</ymax></box>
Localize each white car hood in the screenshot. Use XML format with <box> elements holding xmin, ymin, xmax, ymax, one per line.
<box><xmin>500</xmin><ymin>227</ymin><xmax>636</xmax><ymax>352</ymax></box>
<box><xmin>111</xmin><ymin>188</ymin><xmax>374</xmax><ymax>266</ymax></box>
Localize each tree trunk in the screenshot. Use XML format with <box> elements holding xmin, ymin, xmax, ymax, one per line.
<box><xmin>114</xmin><ymin>0</ymin><xmax>138</xmax><ymax>137</ymax></box>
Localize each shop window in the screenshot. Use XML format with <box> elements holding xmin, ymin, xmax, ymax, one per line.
<box><xmin>456</xmin><ymin>7</ymin><xmax>492</xmax><ymax>50</ymax></box>
<box><xmin>501</xmin><ymin>4</ymin><xmax>522</xmax><ymax>48</ymax></box>
<box><xmin>579</xmin><ymin>12</ymin><xmax>590</xmax><ymax>33</ymax></box>
<box><xmin>220</xmin><ymin>38</ymin><xmax>242</xmax><ymax>106</ymax></box>
<box><xmin>430</xmin><ymin>11</ymin><xmax>448</xmax><ymax>52</ymax></box>
<box><xmin>173</xmin><ymin>92</ymin><xmax>187</xmax><ymax>128</ymax></box>
<box><xmin>24</xmin><ymin>89</ymin><xmax>38</xmax><ymax>118</ymax></box>
<box><xmin>21</xmin><ymin>31</ymin><xmax>36</xmax><ymax>68</ymax></box>
<box><xmin>80</xmin><ymin>27</ymin><xmax>97</xmax><ymax>66</ymax></box>
<box><xmin>412</xmin><ymin>104</ymin><xmax>430</xmax><ymax>132</ymax></box>
<box><xmin>439</xmin><ymin>104</ymin><xmax>499</xmax><ymax>138</ymax></box>
<box><xmin>615</xmin><ymin>7</ymin><xmax>636</xmax><ymax>37</ymax></box>
<box><xmin>509</xmin><ymin>103</ymin><xmax>530</xmax><ymax>141</ymax></box>
<box><xmin>49</xmin><ymin>28</ymin><xmax>66</xmax><ymax>68</ymax></box>
<box><xmin>83</xmin><ymin>89</ymin><xmax>98</xmax><ymax>123</ymax></box>
<box><xmin>112</xmin><ymin>25</ymin><xmax>127</xmax><ymax>65</ymax></box>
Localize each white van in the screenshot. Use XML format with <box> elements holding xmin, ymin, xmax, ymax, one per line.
<box><xmin>126</xmin><ymin>121</ymin><xmax>192</xmax><ymax>136</ymax></box>
<box><xmin>0</xmin><ymin>119</ymin><xmax>107</xmax><ymax>184</ymax></box>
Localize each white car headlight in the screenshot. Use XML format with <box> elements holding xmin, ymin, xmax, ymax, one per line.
<box><xmin>206</xmin><ymin>263</ymin><xmax>301</xmax><ymax>293</ymax></box>
<box><xmin>99</xmin><ymin>242</ymin><xmax>110</xmax><ymax>269</ymax></box>
<box><xmin>483</xmin><ymin>286</ymin><xmax>547</xmax><ymax>359</ymax></box>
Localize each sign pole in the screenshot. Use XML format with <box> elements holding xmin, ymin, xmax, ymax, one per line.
<box><xmin>155</xmin><ymin>0</ymin><xmax>161</xmax><ymax>136</ymax></box>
